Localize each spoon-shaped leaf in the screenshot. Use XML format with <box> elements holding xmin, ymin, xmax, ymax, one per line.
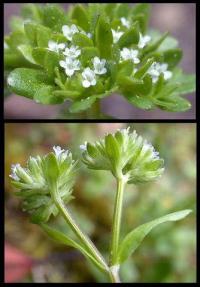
<box><xmin>118</xmin><ymin>209</ymin><xmax>192</xmax><ymax>264</ymax></box>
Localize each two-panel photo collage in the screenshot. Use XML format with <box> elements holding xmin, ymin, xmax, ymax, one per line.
<box><xmin>4</xmin><ymin>3</ymin><xmax>197</xmax><ymax>283</ymax></box>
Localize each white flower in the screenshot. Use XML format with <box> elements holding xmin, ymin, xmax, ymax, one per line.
<box><xmin>59</xmin><ymin>58</ymin><xmax>81</xmax><ymax>77</ymax></box>
<box><xmin>63</xmin><ymin>45</ymin><xmax>81</xmax><ymax>58</ymax></box>
<box><xmin>112</xmin><ymin>29</ymin><xmax>123</xmax><ymax>43</ymax></box>
<box><xmin>148</xmin><ymin>62</ymin><xmax>172</xmax><ymax>83</ymax></box>
<box><xmin>82</xmin><ymin>68</ymin><xmax>96</xmax><ymax>88</ymax></box>
<box><xmin>53</xmin><ymin>146</ymin><xmax>65</xmax><ymax>157</ymax></box>
<box><xmin>48</xmin><ymin>40</ymin><xmax>66</xmax><ymax>52</ymax></box>
<box><xmin>138</xmin><ymin>33</ymin><xmax>151</xmax><ymax>49</ymax></box>
<box><xmin>120</xmin><ymin>17</ymin><xmax>130</xmax><ymax>29</ymax></box>
<box><xmin>62</xmin><ymin>24</ymin><xmax>79</xmax><ymax>41</ymax></box>
<box><xmin>92</xmin><ymin>57</ymin><xmax>107</xmax><ymax>75</ymax></box>
<box><xmin>80</xmin><ymin>141</ymin><xmax>87</xmax><ymax>151</ymax></box>
<box><xmin>9</xmin><ymin>164</ymin><xmax>21</xmax><ymax>181</ymax></box>
<box><xmin>53</xmin><ymin>146</ymin><xmax>69</xmax><ymax>161</ymax></box>
<box><xmin>120</xmin><ymin>48</ymin><xmax>140</xmax><ymax>64</ymax></box>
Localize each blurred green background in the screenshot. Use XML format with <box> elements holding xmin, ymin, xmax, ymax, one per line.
<box><xmin>5</xmin><ymin>123</ymin><xmax>196</xmax><ymax>282</ymax></box>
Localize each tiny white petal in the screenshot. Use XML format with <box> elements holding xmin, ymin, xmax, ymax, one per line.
<box><xmin>120</xmin><ymin>17</ymin><xmax>130</xmax><ymax>28</ymax></box>
<box><xmin>80</xmin><ymin>142</ymin><xmax>87</xmax><ymax>151</ymax></box>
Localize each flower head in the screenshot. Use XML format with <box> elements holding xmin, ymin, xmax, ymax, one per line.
<box><xmin>120</xmin><ymin>48</ymin><xmax>140</xmax><ymax>64</ymax></box>
<box><xmin>148</xmin><ymin>62</ymin><xmax>172</xmax><ymax>83</ymax></box>
<box><xmin>63</xmin><ymin>45</ymin><xmax>81</xmax><ymax>58</ymax></box>
<box><xmin>59</xmin><ymin>57</ymin><xmax>81</xmax><ymax>77</ymax></box>
<box><xmin>92</xmin><ymin>57</ymin><xmax>107</xmax><ymax>75</ymax></box>
<box><xmin>10</xmin><ymin>149</ymin><xmax>77</xmax><ymax>223</ymax></box>
<box><xmin>62</xmin><ymin>24</ymin><xmax>79</xmax><ymax>41</ymax></box>
<box><xmin>112</xmin><ymin>29</ymin><xmax>123</xmax><ymax>43</ymax></box>
<box><xmin>120</xmin><ymin>17</ymin><xmax>130</xmax><ymax>29</ymax></box>
<box><xmin>81</xmin><ymin>127</ymin><xmax>164</xmax><ymax>183</ymax></box>
<box><xmin>48</xmin><ymin>40</ymin><xmax>65</xmax><ymax>52</ymax></box>
<box><xmin>82</xmin><ymin>68</ymin><xmax>96</xmax><ymax>88</ymax></box>
<box><xmin>138</xmin><ymin>33</ymin><xmax>151</xmax><ymax>49</ymax></box>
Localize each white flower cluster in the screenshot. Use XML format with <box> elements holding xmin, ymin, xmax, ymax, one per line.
<box><xmin>47</xmin><ymin>24</ymin><xmax>107</xmax><ymax>88</ymax></box>
<box><xmin>47</xmin><ymin>18</ymin><xmax>172</xmax><ymax>88</ymax></box>
<box><xmin>111</xmin><ymin>17</ymin><xmax>172</xmax><ymax>83</ymax></box>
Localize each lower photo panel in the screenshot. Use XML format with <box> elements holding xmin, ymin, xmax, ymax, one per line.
<box><xmin>5</xmin><ymin>123</ymin><xmax>196</xmax><ymax>283</ymax></box>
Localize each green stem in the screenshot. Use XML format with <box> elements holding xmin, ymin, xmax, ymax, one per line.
<box><xmin>52</xmin><ymin>188</ymin><xmax>109</xmax><ymax>273</ymax></box>
<box><xmin>110</xmin><ymin>178</ymin><xmax>126</xmax><ymax>266</ymax></box>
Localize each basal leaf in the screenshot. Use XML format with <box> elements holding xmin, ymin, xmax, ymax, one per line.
<box><xmin>7</xmin><ymin>68</ymin><xmax>53</xmax><ymax>99</ymax></box>
<box><xmin>36</xmin><ymin>25</ymin><xmax>52</xmax><ymax>47</ymax></box>
<box><xmin>163</xmin><ymin>48</ymin><xmax>182</xmax><ymax>69</ymax></box>
<box><xmin>71</xmin><ymin>4</ymin><xmax>89</xmax><ymax>31</ymax></box>
<box><xmin>95</xmin><ymin>15</ymin><xmax>113</xmax><ymax>59</ymax></box>
<box><xmin>73</xmin><ymin>33</ymin><xmax>93</xmax><ymax>48</ymax></box>
<box><xmin>124</xmin><ymin>91</ymin><xmax>154</xmax><ymax>110</ymax></box>
<box><xmin>24</xmin><ymin>22</ymin><xmax>37</xmax><ymax>46</ymax></box>
<box><xmin>43</xmin><ymin>4</ymin><xmax>67</xmax><ymax>32</ymax></box>
<box><xmin>34</xmin><ymin>86</ymin><xmax>64</xmax><ymax>105</ymax></box>
<box><xmin>118</xmin><ymin>26</ymin><xmax>140</xmax><ymax>48</ymax></box>
<box><xmin>18</xmin><ymin>44</ymin><xmax>37</xmax><ymax>64</ymax></box>
<box><xmin>118</xmin><ymin>209</ymin><xmax>192</xmax><ymax>264</ymax></box>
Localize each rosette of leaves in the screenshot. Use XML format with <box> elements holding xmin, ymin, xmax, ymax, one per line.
<box><xmin>4</xmin><ymin>3</ymin><xmax>196</xmax><ymax>117</ymax></box>
<box><xmin>10</xmin><ymin>148</ymin><xmax>77</xmax><ymax>223</ymax></box>
<box><xmin>81</xmin><ymin>127</ymin><xmax>164</xmax><ymax>183</ymax></box>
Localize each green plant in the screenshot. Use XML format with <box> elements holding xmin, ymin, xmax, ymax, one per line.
<box><xmin>4</xmin><ymin>4</ymin><xmax>195</xmax><ymax>118</ymax></box>
<box><xmin>10</xmin><ymin>128</ymin><xmax>192</xmax><ymax>283</ymax></box>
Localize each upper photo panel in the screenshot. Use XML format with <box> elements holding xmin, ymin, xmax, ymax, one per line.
<box><xmin>4</xmin><ymin>3</ymin><xmax>196</xmax><ymax>119</ymax></box>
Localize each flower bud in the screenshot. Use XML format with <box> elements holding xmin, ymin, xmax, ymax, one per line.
<box><xmin>81</xmin><ymin>127</ymin><xmax>164</xmax><ymax>184</ymax></box>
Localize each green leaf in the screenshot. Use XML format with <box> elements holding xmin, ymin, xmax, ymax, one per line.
<box><xmin>81</xmin><ymin>47</ymin><xmax>99</xmax><ymax>66</ymax></box>
<box><xmin>71</xmin><ymin>4</ymin><xmax>89</xmax><ymax>31</ymax></box>
<box><xmin>131</xmin><ymin>4</ymin><xmax>151</xmax><ymax>18</ymax></box>
<box><xmin>154</xmin><ymin>96</ymin><xmax>191</xmax><ymax>112</ymax></box>
<box><xmin>132</xmin><ymin>14</ymin><xmax>148</xmax><ymax>34</ymax></box>
<box><xmin>34</xmin><ymin>86</ymin><xmax>64</xmax><ymax>105</ymax></box>
<box><xmin>32</xmin><ymin>47</ymin><xmax>47</xmax><ymax>66</ymax></box>
<box><xmin>118</xmin><ymin>75</ymin><xmax>152</xmax><ymax>96</ymax></box>
<box><xmin>18</xmin><ymin>44</ymin><xmax>37</xmax><ymax>64</ymax></box>
<box><xmin>36</xmin><ymin>25</ymin><xmax>52</xmax><ymax>47</ymax></box>
<box><xmin>124</xmin><ymin>91</ymin><xmax>154</xmax><ymax>110</ymax></box>
<box><xmin>21</xmin><ymin>4</ymin><xmax>43</xmax><ymax>22</ymax></box>
<box><xmin>24</xmin><ymin>22</ymin><xmax>37</xmax><ymax>46</ymax></box>
<box><xmin>115</xmin><ymin>4</ymin><xmax>129</xmax><ymax>18</ymax></box>
<box><xmin>69</xmin><ymin>93</ymin><xmax>109</xmax><ymax>113</ymax></box>
<box><xmin>73</xmin><ymin>33</ymin><xmax>93</xmax><ymax>48</ymax></box>
<box><xmin>5</xmin><ymin>31</ymin><xmax>28</xmax><ymax>49</ymax></box>
<box><xmin>43</xmin><ymin>4</ymin><xmax>67</xmax><ymax>32</ymax></box>
<box><xmin>118</xmin><ymin>26</ymin><xmax>139</xmax><ymax>48</ymax></box>
<box><xmin>143</xmin><ymin>32</ymin><xmax>168</xmax><ymax>55</ymax></box>
<box><xmin>117</xmin><ymin>60</ymin><xmax>134</xmax><ymax>77</ymax></box>
<box><xmin>118</xmin><ymin>209</ymin><xmax>192</xmax><ymax>264</ymax></box>
<box><xmin>163</xmin><ymin>48</ymin><xmax>182</xmax><ymax>69</ymax></box>
<box><xmin>7</xmin><ymin>68</ymin><xmax>53</xmax><ymax>99</ymax></box>
<box><xmin>44</xmin><ymin>50</ymin><xmax>60</xmax><ymax>79</ymax></box>
<box><xmin>170</xmin><ymin>68</ymin><xmax>196</xmax><ymax>95</ymax></box>
<box><xmin>95</xmin><ymin>15</ymin><xmax>113</xmax><ymax>59</ymax></box>
<box><xmin>134</xmin><ymin>58</ymin><xmax>154</xmax><ymax>79</ymax></box>
<box><xmin>40</xmin><ymin>223</ymin><xmax>107</xmax><ymax>272</ymax></box>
